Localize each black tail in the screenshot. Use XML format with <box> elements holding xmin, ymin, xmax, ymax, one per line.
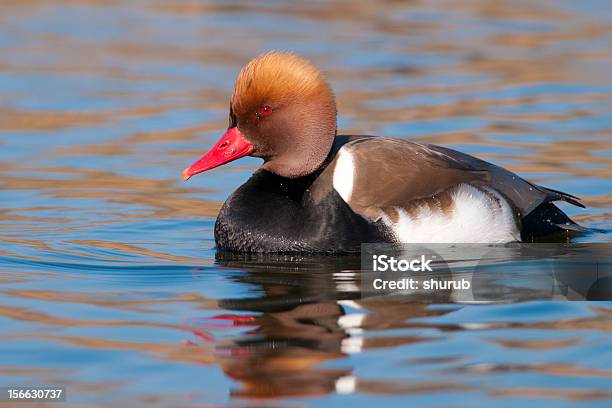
<box><xmin>521</xmin><ymin>202</ymin><xmax>588</xmax><ymax>242</ymax></box>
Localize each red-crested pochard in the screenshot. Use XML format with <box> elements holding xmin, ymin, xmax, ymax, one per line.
<box><xmin>183</xmin><ymin>52</ymin><xmax>585</xmax><ymax>253</ymax></box>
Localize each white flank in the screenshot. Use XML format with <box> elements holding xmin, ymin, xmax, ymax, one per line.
<box><xmin>332</xmin><ymin>147</ymin><xmax>355</xmax><ymax>203</ymax></box>
<box><xmin>388</xmin><ymin>184</ymin><xmax>520</xmax><ymax>243</ymax></box>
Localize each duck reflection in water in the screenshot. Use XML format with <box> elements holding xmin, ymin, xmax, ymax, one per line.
<box><xmin>185</xmin><ymin>245</ymin><xmax>610</xmax><ymax>398</ymax></box>
<box><xmin>197</xmin><ymin>252</ymin><xmax>455</xmax><ymax>399</ymax></box>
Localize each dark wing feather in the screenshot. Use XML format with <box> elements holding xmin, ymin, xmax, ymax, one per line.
<box><xmin>536</xmin><ymin>185</ymin><xmax>585</xmax><ymax>208</ymax></box>
<box><xmin>312</xmin><ymin>136</ymin><xmax>584</xmax><ymax>223</ymax></box>
<box><xmin>425</xmin><ymin>144</ymin><xmax>585</xmax><ymax>212</ymax></box>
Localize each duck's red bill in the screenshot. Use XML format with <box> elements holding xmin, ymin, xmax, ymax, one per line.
<box><xmin>182</xmin><ymin>127</ymin><xmax>254</xmax><ymax>181</ymax></box>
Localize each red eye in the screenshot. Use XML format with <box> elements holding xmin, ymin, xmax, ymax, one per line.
<box><xmin>259</xmin><ymin>105</ymin><xmax>272</xmax><ymax>116</ymax></box>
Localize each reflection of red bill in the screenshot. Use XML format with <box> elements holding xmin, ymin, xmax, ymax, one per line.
<box><xmin>208</xmin><ymin>314</ymin><xmax>258</xmax><ymax>325</ymax></box>
<box><xmin>192</xmin><ymin>330</ymin><xmax>214</xmax><ymax>342</ymax></box>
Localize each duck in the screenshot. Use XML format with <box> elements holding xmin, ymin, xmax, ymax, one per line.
<box><xmin>182</xmin><ymin>51</ymin><xmax>586</xmax><ymax>253</ymax></box>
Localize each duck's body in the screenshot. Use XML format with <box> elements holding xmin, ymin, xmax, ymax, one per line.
<box><xmin>183</xmin><ymin>52</ymin><xmax>586</xmax><ymax>253</ymax></box>
<box><xmin>214</xmin><ymin>135</ymin><xmax>584</xmax><ymax>253</ymax></box>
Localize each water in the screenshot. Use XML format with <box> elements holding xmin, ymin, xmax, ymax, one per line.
<box><xmin>1</xmin><ymin>1</ymin><xmax>611</xmax><ymax>406</ymax></box>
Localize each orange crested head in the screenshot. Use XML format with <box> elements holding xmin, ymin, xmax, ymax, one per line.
<box><xmin>184</xmin><ymin>52</ymin><xmax>338</xmax><ymax>180</ymax></box>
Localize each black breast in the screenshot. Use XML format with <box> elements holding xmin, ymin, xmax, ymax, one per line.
<box><xmin>214</xmin><ymin>169</ymin><xmax>390</xmax><ymax>253</ymax></box>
